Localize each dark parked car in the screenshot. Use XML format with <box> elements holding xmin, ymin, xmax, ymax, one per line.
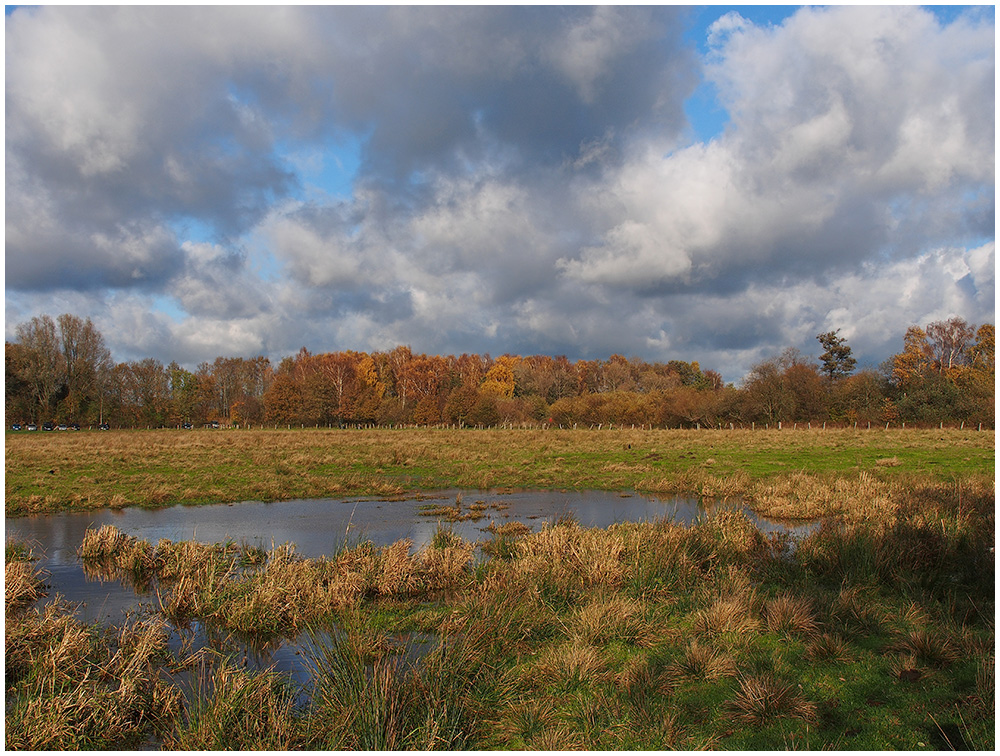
<box><xmin>99</xmin><ymin>423</ymin><xmax>110</xmax><ymax>430</ymax></box>
<box><xmin>70</xmin><ymin>423</ymin><xmax>80</xmax><ymax>431</ymax></box>
<box><xmin>182</xmin><ymin>422</ymin><xmax>193</xmax><ymax>430</ymax></box>
<box><xmin>42</xmin><ymin>421</ymin><xmax>55</xmax><ymax>431</ymax></box>
<box><xmin>11</xmin><ymin>423</ymin><xmax>22</xmax><ymax>431</ymax></box>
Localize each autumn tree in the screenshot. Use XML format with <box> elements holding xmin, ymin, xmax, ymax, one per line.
<box><xmin>347</xmin><ymin>354</ymin><xmax>386</xmax><ymax>423</ymax></box>
<box><xmin>954</xmin><ymin>323</ymin><xmax>995</xmax><ymax>426</ymax></box>
<box><xmin>891</xmin><ymin>326</ymin><xmax>933</xmax><ymax>390</ymax></box>
<box><xmin>480</xmin><ymin>355</ymin><xmax>519</xmax><ymax>398</ymax></box>
<box><xmin>967</xmin><ymin>323</ymin><xmax>995</xmax><ymax>375</ymax></box>
<box><xmin>5</xmin><ymin>342</ymin><xmax>34</xmax><ymax>422</ymax></box>
<box><xmin>10</xmin><ymin>313</ymin><xmax>111</xmax><ymax>423</ymax></box>
<box><xmin>513</xmin><ymin>355</ymin><xmax>576</xmax><ymax>402</ymax></box>
<box><xmin>112</xmin><ymin>359</ymin><xmax>171</xmax><ymax>427</ymax></box>
<box><xmin>783</xmin><ymin>362</ymin><xmax>827</xmax><ymax>420</ymax></box>
<box><xmin>168</xmin><ymin>363</ymin><xmax>198</xmax><ymax>424</ymax></box>
<box><xmin>264</xmin><ymin>373</ymin><xmax>304</xmax><ymax>424</ymax></box>
<box><xmin>444</xmin><ymin>384</ymin><xmax>479</xmax><ymax>425</ymax></box>
<box><xmin>830</xmin><ymin>370</ymin><xmax>889</xmax><ymax>425</ymax></box>
<box><xmin>597</xmin><ymin>355</ymin><xmax>635</xmax><ymax>392</ymax></box>
<box><xmin>739</xmin><ymin>352</ymin><xmax>819</xmax><ymax>424</ymax></box>
<box><xmin>925</xmin><ymin>317</ymin><xmax>975</xmax><ymax>374</ymax></box>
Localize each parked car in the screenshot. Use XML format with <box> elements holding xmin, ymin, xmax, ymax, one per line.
<box><xmin>182</xmin><ymin>422</ymin><xmax>193</xmax><ymax>430</ymax></box>
<box><xmin>57</xmin><ymin>424</ymin><xmax>68</xmax><ymax>431</ymax></box>
<box><xmin>27</xmin><ymin>423</ymin><xmax>38</xmax><ymax>431</ymax></box>
<box><xmin>11</xmin><ymin>423</ymin><xmax>22</xmax><ymax>431</ymax></box>
<box><xmin>42</xmin><ymin>421</ymin><xmax>54</xmax><ymax>431</ymax></box>
<box><xmin>70</xmin><ymin>423</ymin><xmax>80</xmax><ymax>431</ymax></box>
<box><xmin>99</xmin><ymin>423</ymin><xmax>110</xmax><ymax>431</ymax></box>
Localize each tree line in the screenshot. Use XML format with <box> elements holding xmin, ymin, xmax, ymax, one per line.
<box><xmin>5</xmin><ymin>314</ymin><xmax>994</xmax><ymax>430</ymax></box>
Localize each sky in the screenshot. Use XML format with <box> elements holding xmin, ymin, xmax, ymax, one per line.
<box><xmin>4</xmin><ymin>4</ymin><xmax>995</xmax><ymax>384</ymax></box>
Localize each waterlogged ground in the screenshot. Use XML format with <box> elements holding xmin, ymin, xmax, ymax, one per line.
<box><xmin>6</xmin><ymin>476</ymin><xmax>993</xmax><ymax>751</ymax></box>
<box><xmin>5</xmin><ymin>489</ymin><xmax>812</xmax><ymax>624</ymax></box>
<box><xmin>6</xmin><ymin>491</ymin><xmax>813</xmax><ymax>698</ymax></box>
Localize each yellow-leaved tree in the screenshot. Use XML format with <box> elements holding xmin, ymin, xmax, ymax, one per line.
<box><xmin>479</xmin><ymin>355</ymin><xmax>519</xmax><ymax>398</ymax></box>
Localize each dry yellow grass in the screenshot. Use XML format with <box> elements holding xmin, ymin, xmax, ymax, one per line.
<box><xmin>668</xmin><ymin>639</ymin><xmax>738</xmax><ymax>682</ymax></box>
<box><xmin>571</xmin><ymin>595</ymin><xmax>658</xmax><ymax>647</ymax></box>
<box><xmin>5</xmin><ymin>558</ymin><xmax>45</xmax><ymax>611</ymax></box>
<box><xmin>727</xmin><ymin>673</ymin><xmax>818</xmax><ymax>726</ymax></box>
<box><xmin>763</xmin><ymin>593</ymin><xmax>820</xmax><ymax>637</ymax></box>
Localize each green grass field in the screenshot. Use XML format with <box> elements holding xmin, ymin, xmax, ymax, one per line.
<box><xmin>4</xmin><ymin>427</ymin><xmax>994</xmax><ymax>516</ymax></box>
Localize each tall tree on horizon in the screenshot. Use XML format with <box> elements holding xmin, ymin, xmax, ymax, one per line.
<box><xmin>816</xmin><ymin>330</ymin><xmax>857</xmax><ymax>381</ymax></box>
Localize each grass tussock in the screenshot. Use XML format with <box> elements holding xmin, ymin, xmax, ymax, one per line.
<box><xmin>571</xmin><ymin>595</ymin><xmax>659</xmax><ymax>647</ymax></box>
<box><xmin>727</xmin><ymin>673</ymin><xmax>818</xmax><ymax>726</ymax></box>
<box><xmin>5</xmin><ymin>601</ymin><xmax>182</xmax><ymax>750</ymax></box>
<box><xmin>668</xmin><ymin>639</ymin><xmax>738</xmax><ymax>682</ymax></box>
<box><xmin>5</xmin><ymin>542</ymin><xmax>45</xmax><ymax>611</ymax></box>
<box><xmin>805</xmin><ymin>632</ymin><xmax>852</xmax><ymax>663</ymax></box>
<box><xmin>526</xmin><ymin>638</ymin><xmax>609</xmax><ymax>690</ymax></box>
<box><xmin>166</xmin><ymin>662</ymin><xmax>300</xmax><ymax>750</ymax></box>
<box><xmin>763</xmin><ymin>593</ymin><xmax>819</xmax><ymax>637</ymax></box>
<box><xmin>695</xmin><ymin>594</ymin><xmax>761</xmax><ymax>636</ymax></box>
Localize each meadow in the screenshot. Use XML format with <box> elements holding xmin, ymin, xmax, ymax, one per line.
<box><xmin>4</xmin><ymin>426</ymin><xmax>994</xmax><ymax>516</ymax></box>
<box><xmin>4</xmin><ymin>427</ymin><xmax>995</xmax><ymax>750</ymax></box>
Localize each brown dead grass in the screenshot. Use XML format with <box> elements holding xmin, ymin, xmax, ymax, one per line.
<box><xmin>727</xmin><ymin>673</ymin><xmax>818</xmax><ymax>726</ymax></box>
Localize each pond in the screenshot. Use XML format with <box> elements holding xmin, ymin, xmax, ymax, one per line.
<box><xmin>6</xmin><ymin>490</ymin><xmax>816</xmax><ymax>694</ymax></box>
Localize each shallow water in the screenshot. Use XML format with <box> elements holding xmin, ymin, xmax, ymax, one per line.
<box><xmin>6</xmin><ymin>489</ymin><xmax>812</xmax><ymax>624</ymax></box>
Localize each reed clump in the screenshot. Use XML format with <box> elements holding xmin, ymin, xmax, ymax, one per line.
<box><xmin>509</xmin><ymin>519</ymin><xmax>629</xmax><ymax>606</ymax></box>
<box><xmin>5</xmin><ymin>602</ymin><xmax>181</xmax><ymax>750</ymax></box>
<box><xmin>78</xmin><ymin>524</ymin><xmax>157</xmax><ymax>571</ymax></box>
<box><xmin>5</xmin><ymin>541</ymin><xmax>45</xmax><ymax>612</ymax></box>
<box><xmin>166</xmin><ymin>660</ymin><xmax>301</xmax><ymax>750</ymax></box>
